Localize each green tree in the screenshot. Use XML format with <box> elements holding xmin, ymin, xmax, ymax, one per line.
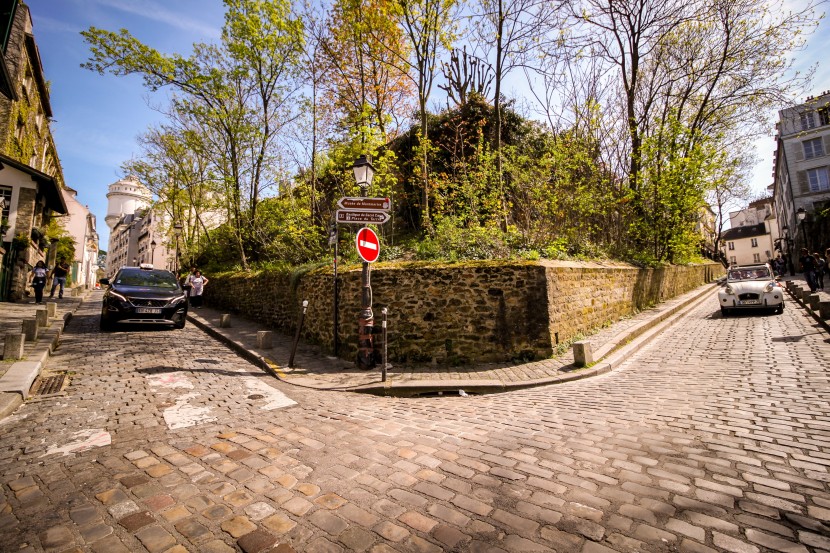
<box><xmin>82</xmin><ymin>0</ymin><xmax>305</xmax><ymax>269</ymax></box>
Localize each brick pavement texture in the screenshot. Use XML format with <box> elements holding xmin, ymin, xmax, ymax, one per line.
<box><xmin>1</xmin><ymin>289</ymin><xmax>830</xmax><ymax>552</ymax></box>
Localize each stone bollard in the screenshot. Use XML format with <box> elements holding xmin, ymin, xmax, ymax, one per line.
<box><xmin>820</xmin><ymin>300</ymin><xmax>830</xmax><ymax>320</ymax></box>
<box><xmin>22</xmin><ymin>319</ymin><xmax>38</xmax><ymax>342</ymax></box>
<box><xmin>809</xmin><ymin>294</ymin><xmax>821</xmax><ymax>312</ymax></box>
<box><xmin>256</xmin><ymin>331</ymin><xmax>273</xmax><ymax>349</ymax></box>
<box><xmin>35</xmin><ymin>308</ymin><xmax>48</xmax><ymax>328</ymax></box>
<box><xmin>786</xmin><ymin>281</ymin><xmax>794</xmax><ymax>292</ymax></box>
<box><xmin>3</xmin><ymin>332</ymin><xmax>25</xmax><ymax>360</ymax></box>
<box><xmin>46</xmin><ymin>302</ymin><xmax>57</xmax><ymax>318</ymax></box>
<box><xmin>219</xmin><ymin>314</ymin><xmax>231</xmax><ymax>328</ymax></box>
<box><xmin>573</xmin><ymin>341</ymin><xmax>593</xmax><ymax>368</ymax></box>
<box><xmin>800</xmin><ymin>287</ymin><xmax>811</xmax><ymax>302</ymax></box>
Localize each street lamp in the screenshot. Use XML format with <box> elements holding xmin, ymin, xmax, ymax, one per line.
<box><xmin>173</xmin><ymin>224</ymin><xmax>183</xmax><ymax>275</ymax></box>
<box><xmin>353</xmin><ymin>155</ymin><xmax>376</xmax><ymax>370</ymax></box>
<box><xmin>150</xmin><ymin>240</ymin><xmax>156</xmax><ymax>265</ymax></box>
<box><xmin>796</xmin><ymin>207</ymin><xmax>808</xmax><ymax>252</ymax></box>
<box><xmin>352</xmin><ymin>155</ymin><xmax>376</xmax><ymax>189</ymax></box>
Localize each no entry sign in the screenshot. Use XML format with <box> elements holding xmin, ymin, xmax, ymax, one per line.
<box><xmin>356</xmin><ymin>227</ymin><xmax>380</xmax><ymax>263</ymax></box>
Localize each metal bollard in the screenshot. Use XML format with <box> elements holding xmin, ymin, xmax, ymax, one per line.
<box><xmin>381</xmin><ymin>308</ymin><xmax>388</xmax><ymax>382</ymax></box>
<box><xmin>288</xmin><ymin>300</ymin><xmax>308</xmax><ymax>368</ymax></box>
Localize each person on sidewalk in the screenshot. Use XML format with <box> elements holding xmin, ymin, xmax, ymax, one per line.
<box><xmin>799</xmin><ymin>248</ymin><xmax>818</xmax><ymax>292</ymax></box>
<box><xmin>28</xmin><ymin>261</ymin><xmax>47</xmax><ymax>304</ymax></box>
<box><xmin>48</xmin><ymin>259</ymin><xmax>70</xmax><ymax>299</ymax></box>
<box><xmin>187</xmin><ymin>270</ymin><xmax>209</xmax><ymax>308</ymax></box>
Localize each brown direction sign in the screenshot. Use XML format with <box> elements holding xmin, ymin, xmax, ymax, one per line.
<box><xmin>336</xmin><ymin>210</ymin><xmax>391</xmax><ymax>224</ymax></box>
<box><xmin>337</xmin><ymin>197</ymin><xmax>391</xmax><ymax>211</ymax></box>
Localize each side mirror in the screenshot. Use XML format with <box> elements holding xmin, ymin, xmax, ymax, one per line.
<box><xmin>99</xmin><ymin>278</ymin><xmax>110</xmax><ymax>286</ymax></box>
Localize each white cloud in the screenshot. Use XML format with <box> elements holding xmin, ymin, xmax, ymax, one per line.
<box><xmin>90</xmin><ymin>0</ymin><xmax>221</xmax><ymax>39</ymax></box>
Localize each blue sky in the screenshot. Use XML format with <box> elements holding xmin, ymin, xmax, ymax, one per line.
<box><xmin>25</xmin><ymin>0</ymin><xmax>830</xmax><ymax>250</ymax></box>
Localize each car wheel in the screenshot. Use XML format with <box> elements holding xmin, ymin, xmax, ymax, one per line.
<box><xmin>173</xmin><ymin>319</ymin><xmax>186</xmax><ymax>330</ymax></box>
<box><xmin>721</xmin><ymin>307</ymin><xmax>729</xmax><ymax>317</ymax></box>
<box><xmin>777</xmin><ymin>303</ymin><xmax>784</xmax><ymax>314</ymax></box>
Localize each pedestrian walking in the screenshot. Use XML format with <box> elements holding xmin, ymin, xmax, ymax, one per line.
<box><xmin>49</xmin><ymin>259</ymin><xmax>70</xmax><ymax>299</ymax></box>
<box><xmin>799</xmin><ymin>248</ymin><xmax>818</xmax><ymax>292</ymax></box>
<box><xmin>187</xmin><ymin>270</ymin><xmax>209</xmax><ymax>308</ymax></box>
<box><xmin>28</xmin><ymin>261</ymin><xmax>47</xmax><ymax>304</ymax></box>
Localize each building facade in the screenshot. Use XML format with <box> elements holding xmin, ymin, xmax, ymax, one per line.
<box><xmin>104</xmin><ymin>176</ymin><xmax>174</xmax><ymax>277</ymax></box>
<box><xmin>721</xmin><ymin>199</ymin><xmax>779</xmax><ymax>267</ymax></box>
<box><xmin>61</xmin><ymin>186</ymin><xmax>100</xmax><ymax>289</ymax></box>
<box><xmin>773</xmin><ymin>90</ymin><xmax>830</xmax><ymax>258</ymax></box>
<box><xmin>0</xmin><ymin>2</ymin><xmax>69</xmax><ymax>301</ymax></box>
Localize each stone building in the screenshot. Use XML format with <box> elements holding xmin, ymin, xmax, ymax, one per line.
<box><xmin>0</xmin><ymin>2</ymin><xmax>68</xmax><ymax>301</ymax></box>
<box><xmin>772</xmin><ymin>90</ymin><xmax>830</xmax><ymax>256</ymax></box>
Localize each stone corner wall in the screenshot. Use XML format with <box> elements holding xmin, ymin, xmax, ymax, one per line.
<box><xmin>205</xmin><ymin>260</ymin><xmax>724</xmax><ymax>366</ymax></box>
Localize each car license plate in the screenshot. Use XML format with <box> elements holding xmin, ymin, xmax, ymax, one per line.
<box><xmin>738</xmin><ymin>300</ymin><xmax>760</xmax><ymax>305</ymax></box>
<box><xmin>136</xmin><ymin>307</ymin><xmax>162</xmax><ymax>314</ymax></box>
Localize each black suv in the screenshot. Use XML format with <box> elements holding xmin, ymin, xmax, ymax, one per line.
<box><xmin>99</xmin><ymin>265</ymin><xmax>189</xmax><ymax>330</ymax></box>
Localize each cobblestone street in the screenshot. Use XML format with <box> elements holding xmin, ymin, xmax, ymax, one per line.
<box><xmin>2</xmin><ymin>292</ymin><xmax>830</xmax><ymax>552</ymax></box>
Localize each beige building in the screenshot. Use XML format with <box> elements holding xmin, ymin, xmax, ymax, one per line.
<box><xmin>60</xmin><ymin>186</ymin><xmax>100</xmax><ymax>289</ymax></box>
<box><xmin>772</xmin><ymin>90</ymin><xmax>830</xmax><ymax>255</ymax></box>
<box><xmin>721</xmin><ymin>199</ymin><xmax>779</xmax><ymax>267</ymax></box>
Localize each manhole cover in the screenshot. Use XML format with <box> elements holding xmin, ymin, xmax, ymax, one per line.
<box><xmin>248</xmin><ymin>394</ymin><xmax>264</xmax><ymax>400</ymax></box>
<box><xmin>31</xmin><ymin>374</ymin><xmax>66</xmax><ymax>395</ymax></box>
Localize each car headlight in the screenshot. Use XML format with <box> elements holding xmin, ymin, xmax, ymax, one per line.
<box><xmin>108</xmin><ymin>290</ymin><xmax>128</xmax><ymax>302</ymax></box>
<box><xmin>169</xmin><ymin>294</ymin><xmax>186</xmax><ymax>305</ymax></box>
<box><xmin>763</xmin><ymin>282</ymin><xmax>774</xmax><ymax>293</ymax></box>
<box><xmin>724</xmin><ymin>285</ymin><xmax>734</xmax><ymax>295</ymax></box>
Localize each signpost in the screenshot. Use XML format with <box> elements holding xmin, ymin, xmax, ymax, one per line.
<box><xmin>336</xmin><ymin>210</ymin><xmax>391</xmax><ymax>224</ymax></box>
<box><xmin>337</xmin><ymin>197</ymin><xmax>391</xmax><ymax>210</ymax></box>
<box><xmin>356</xmin><ymin>227</ymin><xmax>380</xmax><ymax>263</ymax></box>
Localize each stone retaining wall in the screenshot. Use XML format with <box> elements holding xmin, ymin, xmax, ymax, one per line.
<box><xmin>205</xmin><ymin>260</ymin><xmax>723</xmax><ymax>364</ymax></box>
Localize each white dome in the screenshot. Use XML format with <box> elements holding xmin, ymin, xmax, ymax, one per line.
<box><xmin>105</xmin><ymin>175</ymin><xmax>152</xmax><ymax>230</ymax></box>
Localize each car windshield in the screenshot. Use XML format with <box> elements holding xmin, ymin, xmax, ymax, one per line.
<box><xmin>115</xmin><ymin>269</ymin><xmax>179</xmax><ymax>289</ymax></box>
<box><xmin>728</xmin><ymin>267</ymin><xmax>771</xmax><ymax>281</ymax></box>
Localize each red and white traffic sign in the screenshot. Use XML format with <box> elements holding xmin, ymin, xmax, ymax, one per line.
<box><xmin>356</xmin><ymin>227</ymin><xmax>380</xmax><ymax>263</ymax></box>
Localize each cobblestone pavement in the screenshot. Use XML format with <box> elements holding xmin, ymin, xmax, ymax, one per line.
<box><xmin>1</xmin><ymin>290</ymin><xmax>830</xmax><ymax>552</ymax></box>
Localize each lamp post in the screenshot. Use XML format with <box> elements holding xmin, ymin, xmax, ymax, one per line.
<box><xmin>796</xmin><ymin>207</ymin><xmax>808</xmax><ymax>253</ymax></box>
<box><xmin>173</xmin><ymin>223</ymin><xmax>183</xmax><ymax>276</ymax></box>
<box><xmin>150</xmin><ymin>240</ymin><xmax>157</xmax><ymax>265</ymax></box>
<box><xmin>353</xmin><ymin>155</ymin><xmax>376</xmax><ymax>370</ymax></box>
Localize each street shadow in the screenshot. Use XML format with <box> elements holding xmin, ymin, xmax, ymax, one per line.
<box><xmin>136</xmin><ymin>364</ymin><xmax>272</xmax><ymax>378</ymax></box>
<box><xmin>771</xmin><ymin>335</ymin><xmax>805</xmax><ymax>343</ymax></box>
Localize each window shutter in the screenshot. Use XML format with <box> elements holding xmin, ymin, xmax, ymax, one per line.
<box><xmin>797</xmin><ymin>170</ymin><xmax>809</xmax><ymax>194</ymax></box>
<box><xmin>824</xmin><ymin>135</ymin><xmax>830</xmax><ymax>156</ymax></box>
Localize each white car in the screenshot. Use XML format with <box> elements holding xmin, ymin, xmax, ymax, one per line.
<box><xmin>719</xmin><ymin>263</ymin><xmax>784</xmax><ymax>316</ymax></box>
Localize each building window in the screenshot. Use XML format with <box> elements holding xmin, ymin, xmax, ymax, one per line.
<box><xmin>765</xmin><ymin>250</ymin><xmax>771</xmax><ymax>259</ymax></box>
<box><xmin>801</xmin><ymin>111</ymin><xmax>817</xmax><ymax>130</ymax></box>
<box><xmin>753</xmin><ymin>253</ymin><xmax>761</xmax><ymax>263</ymax></box>
<box><xmin>820</xmin><ymin>107</ymin><xmax>830</xmax><ymax>126</ymax></box>
<box><xmin>807</xmin><ymin>167</ymin><xmax>830</xmax><ymax>192</ymax></box>
<box><xmin>728</xmin><ymin>242</ymin><xmax>735</xmax><ymax>250</ymax></box>
<box><xmin>730</xmin><ymin>256</ymin><xmax>737</xmax><ymax>265</ymax></box>
<box><xmin>751</xmin><ymin>238</ymin><xmax>758</xmax><ymax>247</ymax></box>
<box><xmin>804</xmin><ymin>137</ymin><xmax>824</xmax><ymax>159</ymax></box>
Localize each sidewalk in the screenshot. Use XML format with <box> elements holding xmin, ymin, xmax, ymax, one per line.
<box><xmin>188</xmin><ymin>279</ymin><xmax>726</xmax><ymax>396</ymax></box>
<box><xmin>0</xmin><ymin>295</ymin><xmax>84</xmax><ymax>418</ymax></box>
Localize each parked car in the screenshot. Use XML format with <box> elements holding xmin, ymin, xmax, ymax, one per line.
<box><xmin>718</xmin><ymin>263</ymin><xmax>784</xmax><ymax>316</ymax></box>
<box><xmin>99</xmin><ymin>264</ymin><xmax>189</xmax><ymax>330</ymax></box>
